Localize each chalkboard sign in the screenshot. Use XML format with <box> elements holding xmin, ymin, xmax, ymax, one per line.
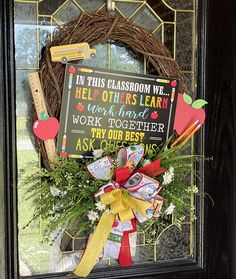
<box><xmin>57</xmin><ymin>65</ymin><xmax>179</xmax><ymax>158</ymax></box>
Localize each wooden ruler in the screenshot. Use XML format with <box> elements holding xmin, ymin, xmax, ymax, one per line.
<box><xmin>28</xmin><ymin>72</ymin><xmax>57</xmax><ymax>167</ymax></box>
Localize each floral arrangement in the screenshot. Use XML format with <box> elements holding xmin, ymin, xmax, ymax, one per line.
<box><xmin>24</xmin><ymin>134</ymin><xmax>208</xmax><ymax>277</ymax></box>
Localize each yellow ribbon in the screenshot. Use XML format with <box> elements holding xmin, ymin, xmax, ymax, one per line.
<box><xmin>74</xmin><ymin>212</ymin><xmax>114</xmax><ymax>277</ymax></box>
<box><xmin>73</xmin><ymin>189</ymin><xmax>151</xmax><ymax>277</ymax></box>
<box><xmin>101</xmin><ymin>189</ymin><xmax>151</xmax><ymax>222</ymax></box>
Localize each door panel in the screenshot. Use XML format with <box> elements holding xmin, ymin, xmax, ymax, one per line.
<box><xmin>14</xmin><ymin>1</ymin><xmax>200</xmax><ymax>277</ymax></box>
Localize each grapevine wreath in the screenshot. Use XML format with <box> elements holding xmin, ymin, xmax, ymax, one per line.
<box><xmin>36</xmin><ymin>11</ymin><xmax>183</xmax><ymax>167</ymax></box>
<box><xmin>25</xmin><ymin>11</ymin><xmax>209</xmax><ymax>277</ymax></box>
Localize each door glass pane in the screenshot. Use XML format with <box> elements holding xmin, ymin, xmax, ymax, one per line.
<box><xmin>15</xmin><ymin>2</ymin><xmax>38</xmax><ymax>68</ymax></box>
<box><xmin>53</xmin><ymin>1</ymin><xmax>81</xmax><ymax>25</ymax></box>
<box><xmin>15</xmin><ymin>0</ymin><xmax>198</xmax><ymax>276</ymax></box>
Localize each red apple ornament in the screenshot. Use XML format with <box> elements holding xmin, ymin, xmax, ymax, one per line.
<box><xmin>76</xmin><ymin>103</ymin><xmax>85</xmax><ymax>112</ymax></box>
<box><xmin>33</xmin><ymin>111</ymin><xmax>60</xmax><ymax>141</ymax></box>
<box><xmin>171</xmin><ymin>80</ymin><xmax>177</xmax><ymax>87</ymax></box>
<box><xmin>60</xmin><ymin>151</ymin><xmax>68</xmax><ymax>158</ymax></box>
<box><xmin>174</xmin><ymin>93</ymin><xmax>207</xmax><ymax>135</ymax></box>
<box><xmin>69</xmin><ymin>67</ymin><xmax>76</xmax><ymax>74</ymax></box>
<box><xmin>151</xmin><ymin>111</ymin><xmax>158</xmax><ymax>119</ymax></box>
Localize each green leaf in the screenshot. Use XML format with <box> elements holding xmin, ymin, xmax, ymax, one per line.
<box><xmin>40</xmin><ymin>111</ymin><xmax>49</xmax><ymax>120</ymax></box>
<box><xmin>191</xmin><ymin>99</ymin><xmax>208</xmax><ymax>109</ymax></box>
<box><xmin>183</xmin><ymin>93</ymin><xmax>193</xmax><ymax>105</ymax></box>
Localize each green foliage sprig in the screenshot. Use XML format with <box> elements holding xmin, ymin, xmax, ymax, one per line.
<box><xmin>23</xmin><ymin>141</ymin><xmax>210</xmax><ymax>244</ymax></box>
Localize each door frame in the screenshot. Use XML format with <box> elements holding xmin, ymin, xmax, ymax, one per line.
<box><xmin>0</xmin><ymin>0</ymin><xmax>18</xmax><ymax>279</ymax></box>
<box><xmin>1</xmin><ymin>0</ymin><xmax>233</xmax><ymax>278</ymax></box>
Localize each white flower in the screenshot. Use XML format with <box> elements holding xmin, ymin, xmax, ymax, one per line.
<box><xmin>93</xmin><ymin>149</ymin><xmax>104</xmax><ymax>159</ymax></box>
<box><xmin>168</xmin><ymin>166</ymin><xmax>174</xmax><ymax>176</ymax></box>
<box><xmin>191</xmin><ymin>186</ymin><xmax>199</xmax><ymax>193</ymax></box>
<box><xmin>95</xmin><ymin>201</ymin><xmax>106</xmax><ymax>211</ymax></box>
<box><xmin>165</xmin><ymin>203</ymin><xmax>176</xmax><ymax>215</ymax></box>
<box><xmin>186</xmin><ymin>185</ymin><xmax>199</xmax><ymax>194</ymax></box>
<box><xmin>50</xmin><ymin>186</ymin><xmax>61</xmax><ymax>197</ymax></box>
<box><xmin>142</xmin><ymin>159</ymin><xmax>151</xmax><ymax>167</ymax></box>
<box><xmin>87</xmin><ymin>210</ymin><xmax>99</xmax><ymax>223</ymax></box>
<box><xmin>162</xmin><ymin>172</ymin><xmax>173</xmax><ymax>185</ymax></box>
<box><xmin>162</xmin><ymin>166</ymin><xmax>174</xmax><ymax>185</ymax></box>
<box><xmin>50</xmin><ymin>186</ymin><xmax>67</xmax><ymax>198</ymax></box>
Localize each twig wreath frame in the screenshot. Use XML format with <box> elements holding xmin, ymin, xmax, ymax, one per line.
<box><xmin>36</xmin><ymin>11</ymin><xmax>183</xmax><ymax>166</ymax></box>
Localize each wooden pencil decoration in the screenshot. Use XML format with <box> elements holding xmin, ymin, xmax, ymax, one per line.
<box><xmin>28</xmin><ymin>72</ymin><xmax>58</xmax><ymax>168</ymax></box>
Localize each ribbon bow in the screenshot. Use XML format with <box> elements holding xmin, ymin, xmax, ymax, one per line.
<box><xmin>101</xmin><ymin>188</ymin><xmax>151</xmax><ymax>222</ymax></box>
<box><xmin>74</xmin><ymin>145</ymin><xmax>164</xmax><ymax>277</ymax></box>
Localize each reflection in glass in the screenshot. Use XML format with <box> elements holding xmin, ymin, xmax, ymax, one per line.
<box><xmin>164</xmin><ymin>23</ymin><xmax>174</xmax><ymax>55</ymax></box>
<box><xmin>176</xmin><ymin>12</ymin><xmax>193</xmax><ymax>71</ymax></box>
<box><xmin>15</xmin><ymin>2</ymin><xmax>37</xmax><ymax>23</ymax></box>
<box><xmin>15</xmin><ymin>3</ymin><xmax>38</xmax><ymax>68</ymax></box>
<box><xmin>157</xmin><ymin>224</ymin><xmax>191</xmax><ymax>260</ymax></box>
<box><xmin>39</xmin><ymin>0</ymin><xmax>66</xmax><ymax>15</ymax></box>
<box><xmin>110</xmin><ymin>44</ymin><xmax>144</xmax><ymax>74</ymax></box>
<box><xmin>16</xmin><ymin>69</ymin><xmax>47</xmax><ymax>276</ymax></box>
<box><xmin>182</xmin><ymin>73</ymin><xmax>194</xmax><ymax>94</ymax></box>
<box><xmin>153</xmin><ymin>27</ymin><xmax>162</xmax><ymax>42</ymax></box>
<box><xmin>81</xmin><ymin>44</ymin><xmax>109</xmax><ymax>69</ymax></box>
<box><xmin>16</xmin><ymin>70</ymin><xmax>34</xmax><ymax>117</ymax></box>
<box><xmin>147</xmin><ymin>0</ymin><xmax>175</xmax><ymax>21</ymax></box>
<box><xmin>54</xmin><ymin>1</ymin><xmax>81</xmax><ymax>25</ymax></box>
<box><xmin>116</xmin><ymin>2</ymin><xmax>142</xmax><ymax>18</ymax></box>
<box><xmin>164</xmin><ymin>0</ymin><xmax>194</xmax><ymax>10</ymax></box>
<box><xmin>76</xmin><ymin>0</ymin><xmax>105</xmax><ymax>11</ymax></box>
<box><xmin>39</xmin><ymin>17</ymin><xmax>53</xmax><ymax>58</ymax></box>
<box><xmin>132</xmin><ymin>5</ymin><xmax>160</xmax><ymax>31</ymax></box>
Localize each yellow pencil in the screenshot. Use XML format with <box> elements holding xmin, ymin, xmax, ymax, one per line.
<box><xmin>78</xmin><ymin>68</ymin><xmax>93</xmax><ymax>73</ymax></box>
<box><xmin>171</xmin><ymin>120</ymin><xmax>199</xmax><ymax>148</ymax></box>
<box><xmin>69</xmin><ymin>154</ymin><xmax>84</xmax><ymax>159</ymax></box>
<box><xmin>156</xmin><ymin>78</ymin><xmax>170</xmax><ymax>84</ymax></box>
<box><xmin>180</xmin><ymin>124</ymin><xmax>201</xmax><ymax>146</ymax></box>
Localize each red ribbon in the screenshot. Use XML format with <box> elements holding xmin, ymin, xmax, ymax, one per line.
<box><xmin>135</xmin><ymin>159</ymin><xmax>165</xmax><ymax>177</ymax></box>
<box><xmin>113</xmin><ymin>158</ymin><xmax>163</xmax><ymax>266</ymax></box>
<box><xmin>114</xmin><ymin>159</ymin><xmax>163</xmax><ymax>185</ymax></box>
<box><xmin>114</xmin><ymin>166</ymin><xmax>130</xmax><ymax>185</ymax></box>
<box><xmin>118</xmin><ymin>219</ymin><xmax>137</xmax><ymax>267</ymax></box>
